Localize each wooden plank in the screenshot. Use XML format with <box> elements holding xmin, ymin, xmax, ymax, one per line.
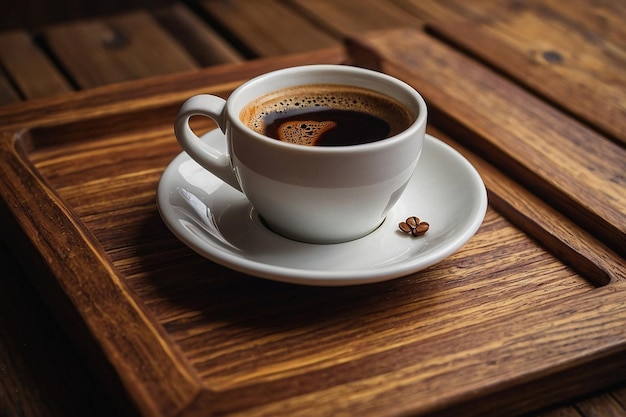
<box><xmin>0</xmin><ymin>48</ymin><xmax>346</xmax><ymax>131</ymax></box>
<box><xmin>288</xmin><ymin>0</ymin><xmax>422</xmax><ymax>38</ymax></box>
<box><xmin>396</xmin><ymin>0</ymin><xmax>626</xmax><ymax>145</ymax></box>
<box><xmin>576</xmin><ymin>392</ymin><xmax>626</xmax><ymax>417</ymax></box>
<box><xmin>346</xmin><ymin>28</ymin><xmax>626</xmax><ymax>254</ymax></box>
<box><xmin>200</xmin><ymin>0</ymin><xmax>338</xmax><ymax>57</ymax></box>
<box><xmin>152</xmin><ymin>3</ymin><xmax>244</xmax><ymax>66</ymax></box>
<box><xmin>0</xmin><ymin>242</ymin><xmax>130</xmax><ymax>417</ymax></box>
<box><xmin>42</xmin><ymin>11</ymin><xmax>199</xmax><ymax>88</ymax></box>
<box><xmin>535</xmin><ymin>407</ymin><xmax>581</xmax><ymax>417</ymax></box>
<box><xmin>0</xmin><ymin>70</ymin><xmax>21</xmax><ymax>106</ymax></box>
<box><xmin>1</xmin><ymin>0</ymin><xmax>186</xmax><ymax>30</ymax></box>
<box><xmin>612</xmin><ymin>385</ymin><xmax>626</xmax><ymax>410</ymax></box>
<box><xmin>0</xmin><ymin>30</ymin><xmax>72</xmax><ymax>99</ymax></box>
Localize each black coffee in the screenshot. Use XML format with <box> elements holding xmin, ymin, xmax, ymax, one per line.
<box><xmin>240</xmin><ymin>84</ymin><xmax>414</xmax><ymax>146</ymax></box>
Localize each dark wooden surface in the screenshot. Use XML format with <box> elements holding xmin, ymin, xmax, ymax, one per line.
<box><xmin>1</xmin><ymin>1</ymin><xmax>625</xmax><ymax>416</ymax></box>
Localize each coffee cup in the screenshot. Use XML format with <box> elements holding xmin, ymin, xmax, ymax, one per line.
<box><xmin>174</xmin><ymin>65</ymin><xmax>427</xmax><ymax>243</ymax></box>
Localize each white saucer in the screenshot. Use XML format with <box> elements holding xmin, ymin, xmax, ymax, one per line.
<box><xmin>157</xmin><ymin>131</ymin><xmax>487</xmax><ymax>286</ymax></box>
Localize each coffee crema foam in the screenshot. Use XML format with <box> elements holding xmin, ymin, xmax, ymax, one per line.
<box><xmin>240</xmin><ymin>84</ymin><xmax>414</xmax><ymax>146</ymax></box>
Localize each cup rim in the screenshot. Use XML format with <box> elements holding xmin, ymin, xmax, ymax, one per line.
<box><xmin>226</xmin><ymin>64</ymin><xmax>427</xmax><ymax>154</ymax></box>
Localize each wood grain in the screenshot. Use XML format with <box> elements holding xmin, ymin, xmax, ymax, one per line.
<box><xmin>0</xmin><ymin>48</ymin><xmax>345</xmax><ymax>133</ymax></box>
<box><xmin>287</xmin><ymin>0</ymin><xmax>420</xmax><ymax>38</ymax></box>
<box><xmin>0</xmin><ymin>241</ymin><xmax>130</xmax><ymax>417</ymax></box>
<box><xmin>427</xmin><ymin>126</ymin><xmax>622</xmax><ymax>287</ymax></box>
<box><xmin>0</xmin><ymin>0</ymin><xmax>175</xmax><ymax>30</ymax></box>
<box><xmin>0</xmin><ymin>70</ymin><xmax>20</xmax><ymax>105</ymax></box>
<box><xmin>346</xmin><ymin>28</ymin><xmax>626</xmax><ymax>255</ymax></box>
<box><xmin>42</xmin><ymin>10</ymin><xmax>198</xmax><ymax>88</ymax></box>
<box><xmin>396</xmin><ymin>0</ymin><xmax>626</xmax><ymax>145</ymax></box>
<box><xmin>0</xmin><ymin>30</ymin><xmax>73</xmax><ymax>99</ymax></box>
<box><xmin>575</xmin><ymin>392</ymin><xmax>626</xmax><ymax>417</ymax></box>
<box><xmin>152</xmin><ymin>3</ymin><xmax>244</xmax><ymax>66</ymax></box>
<box><xmin>200</xmin><ymin>0</ymin><xmax>338</xmax><ymax>57</ymax></box>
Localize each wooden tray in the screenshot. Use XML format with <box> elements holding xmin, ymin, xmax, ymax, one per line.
<box><xmin>1</xmin><ymin>39</ymin><xmax>624</xmax><ymax>417</ymax></box>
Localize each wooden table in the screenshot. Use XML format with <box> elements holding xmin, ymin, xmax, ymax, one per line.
<box><xmin>1</xmin><ymin>1</ymin><xmax>625</xmax><ymax>416</ymax></box>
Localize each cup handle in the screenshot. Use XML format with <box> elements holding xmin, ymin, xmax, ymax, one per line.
<box><xmin>174</xmin><ymin>94</ymin><xmax>242</xmax><ymax>191</ymax></box>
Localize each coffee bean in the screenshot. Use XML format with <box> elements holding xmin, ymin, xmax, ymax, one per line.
<box><xmin>398</xmin><ymin>216</ymin><xmax>429</xmax><ymax>237</ymax></box>
<box><xmin>406</xmin><ymin>216</ymin><xmax>419</xmax><ymax>228</ymax></box>
<box><xmin>412</xmin><ymin>222</ymin><xmax>429</xmax><ymax>236</ymax></box>
<box><xmin>399</xmin><ymin>222</ymin><xmax>412</xmax><ymax>233</ymax></box>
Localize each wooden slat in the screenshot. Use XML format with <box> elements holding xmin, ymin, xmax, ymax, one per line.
<box><xmin>0</xmin><ymin>241</ymin><xmax>129</xmax><ymax>417</ymax></box>
<box><xmin>42</xmin><ymin>11</ymin><xmax>199</xmax><ymax>88</ymax></box>
<box><xmin>0</xmin><ymin>48</ymin><xmax>346</xmax><ymax>131</ymax></box>
<box><xmin>0</xmin><ymin>70</ymin><xmax>21</xmax><ymax>106</ymax></box>
<box><xmin>200</xmin><ymin>0</ymin><xmax>339</xmax><ymax>57</ymax></box>
<box><xmin>0</xmin><ymin>30</ymin><xmax>72</xmax><ymax>99</ymax></box>
<box><xmin>152</xmin><ymin>3</ymin><xmax>244</xmax><ymax>66</ymax></box>
<box><xmin>346</xmin><ymin>28</ymin><xmax>626</xmax><ymax>254</ymax></box>
<box><xmin>288</xmin><ymin>0</ymin><xmax>421</xmax><ymax>37</ymax></box>
<box><xmin>536</xmin><ymin>407</ymin><xmax>581</xmax><ymax>417</ymax></box>
<box><xmin>575</xmin><ymin>392</ymin><xmax>626</xmax><ymax>417</ymax></box>
<box><xmin>611</xmin><ymin>386</ymin><xmax>626</xmax><ymax>411</ymax></box>
<box><xmin>396</xmin><ymin>0</ymin><xmax>626</xmax><ymax>145</ymax></box>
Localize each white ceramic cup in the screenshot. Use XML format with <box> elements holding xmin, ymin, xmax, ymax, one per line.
<box><xmin>174</xmin><ymin>65</ymin><xmax>427</xmax><ymax>243</ymax></box>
